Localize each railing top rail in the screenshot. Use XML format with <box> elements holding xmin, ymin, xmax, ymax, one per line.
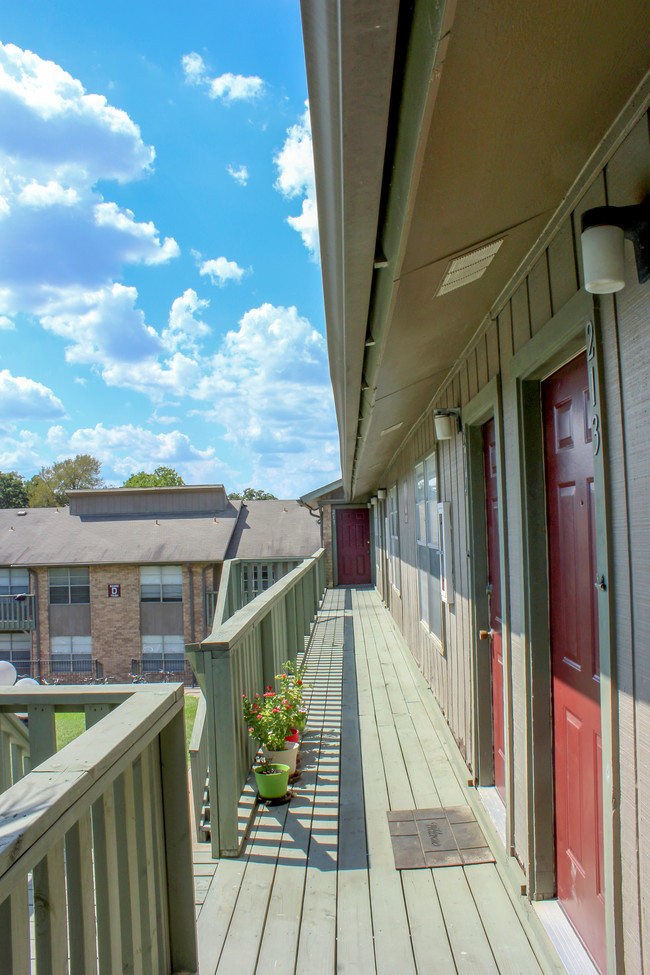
<box><xmin>0</xmin><ymin>685</ymin><xmax>183</xmax><ymax>901</ymax></box>
<box><xmin>0</xmin><ymin>682</ymin><xmax>183</xmax><ymax>712</ymax></box>
<box><xmin>194</xmin><ymin>549</ymin><xmax>325</xmax><ymax>654</ymax></box>
<box><xmin>188</xmin><ymin>694</ymin><xmax>206</xmax><ymax>755</ymax></box>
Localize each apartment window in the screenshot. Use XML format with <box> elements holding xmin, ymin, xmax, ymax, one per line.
<box><xmin>388</xmin><ymin>484</ymin><xmax>401</xmax><ymax>593</ymax></box>
<box><xmin>141</xmin><ymin>634</ymin><xmax>185</xmax><ymax>672</ymax></box>
<box><xmin>50</xmin><ymin>635</ymin><xmax>92</xmax><ymax>674</ymax></box>
<box><xmin>0</xmin><ymin>632</ymin><xmax>31</xmax><ymax>676</ymax></box>
<box><xmin>415</xmin><ymin>453</ymin><xmax>443</xmax><ymax>645</ymax></box>
<box><xmin>49</xmin><ymin>567</ymin><xmax>90</xmax><ymax>605</ymax></box>
<box><xmin>0</xmin><ymin>567</ymin><xmax>30</xmax><ymax>596</ymax></box>
<box><xmin>242</xmin><ymin>563</ymin><xmax>277</xmax><ymax>599</ymax></box>
<box><xmin>140</xmin><ymin>566</ymin><xmax>183</xmax><ymax>602</ymax></box>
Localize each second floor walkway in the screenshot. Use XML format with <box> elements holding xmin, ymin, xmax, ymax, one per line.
<box><xmin>192</xmin><ymin>587</ymin><xmax>564</xmax><ymax>975</ymax></box>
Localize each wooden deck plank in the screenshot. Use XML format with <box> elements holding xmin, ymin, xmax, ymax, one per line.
<box><xmin>194</xmin><ymin>587</ymin><xmax>559</xmax><ymax>975</ymax></box>
<box><xmin>465</xmin><ymin>863</ymin><xmax>545</xmax><ymax>975</ymax></box>
<box><xmin>434</xmin><ymin>867</ymin><xmax>500</xmax><ymax>974</ymax></box>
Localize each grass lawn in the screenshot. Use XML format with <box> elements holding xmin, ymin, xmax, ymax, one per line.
<box><xmin>55</xmin><ymin>691</ymin><xmax>201</xmax><ymax>760</ymax></box>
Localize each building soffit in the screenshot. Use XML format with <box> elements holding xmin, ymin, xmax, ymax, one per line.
<box><xmin>303</xmin><ymin>0</ymin><xmax>650</xmax><ymax>500</ymax></box>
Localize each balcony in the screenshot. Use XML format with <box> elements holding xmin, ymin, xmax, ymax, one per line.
<box><xmin>0</xmin><ymin>594</ymin><xmax>36</xmax><ymax>631</ymax></box>
<box><xmin>1</xmin><ymin>556</ymin><xmax>560</xmax><ymax>973</ymax></box>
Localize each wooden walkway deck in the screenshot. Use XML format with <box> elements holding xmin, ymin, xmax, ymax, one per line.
<box><xmin>193</xmin><ymin>587</ymin><xmax>560</xmax><ymax>975</ymax></box>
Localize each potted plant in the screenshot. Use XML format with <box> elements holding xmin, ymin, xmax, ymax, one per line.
<box><xmin>276</xmin><ymin>660</ymin><xmax>308</xmax><ymax>734</ymax></box>
<box><xmin>254</xmin><ymin>759</ymin><xmax>290</xmax><ymax>799</ymax></box>
<box><xmin>242</xmin><ymin>688</ymin><xmax>299</xmax><ymax>774</ymax></box>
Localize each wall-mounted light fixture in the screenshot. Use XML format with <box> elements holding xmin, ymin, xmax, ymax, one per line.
<box><xmin>433</xmin><ymin>409</ymin><xmax>461</xmax><ymax>441</ymax></box>
<box><xmin>581</xmin><ymin>201</ymin><xmax>649</xmax><ymax>294</ymax></box>
<box><xmin>377</xmin><ymin>488</ymin><xmax>387</xmax><ymax>501</ymax></box>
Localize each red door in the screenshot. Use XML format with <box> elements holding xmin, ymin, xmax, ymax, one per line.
<box><xmin>483</xmin><ymin>419</ymin><xmax>505</xmax><ymax>801</ymax></box>
<box><xmin>336</xmin><ymin>508</ymin><xmax>371</xmax><ymax>585</ymax></box>
<box><xmin>543</xmin><ymin>353</ymin><xmax>605</xmax><ymax>972</ymax></box>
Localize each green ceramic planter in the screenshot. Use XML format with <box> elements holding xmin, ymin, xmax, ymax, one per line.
<box><xmin>254</xmin><ymin>763</ymin><xmax>290</xmax><ymax>799</ymax></box>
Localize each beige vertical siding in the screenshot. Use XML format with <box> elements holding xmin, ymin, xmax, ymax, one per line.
<box><xmin>380</xmin><ymin>105</ymin><xmax>650</xmax><ymax>966</ymax></box>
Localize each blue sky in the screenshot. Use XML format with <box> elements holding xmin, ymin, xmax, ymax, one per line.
<box><xmin>0</xmin><ymin>0</ymin><xmax>340</xmax><ymax>497</ymax></box>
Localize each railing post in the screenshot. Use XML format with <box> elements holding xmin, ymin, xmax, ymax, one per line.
<box><xmin>204</xmin><ymin>645</ymin><xmax>242</xmax><ymax>857</ymax></box>
<box><xmin>260</xmin><ymin>612</ymin><xmax>275</xmax><ymax>690</ymax></box>
<box><xmin>159</xmin><ymin>707</ymin><xmax>198</xmax><ymax>973</ymax></box>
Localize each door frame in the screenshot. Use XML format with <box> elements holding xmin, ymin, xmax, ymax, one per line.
<box><xmin>463</xmin><ymin>377</ymin><xmax>514</xmax><ymax>851</ymax></box>
<box><xmin>504</xmin><ymin>288</ymin><xmax>621</xmax><ymax>972</ymax></box>
<box><xmin>331</xmin><ymin>504</ymin><xmax>373</xmax><ymax>587</ymax></box>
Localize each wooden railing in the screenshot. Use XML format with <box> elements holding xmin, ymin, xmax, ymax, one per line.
<box><xmin>0</xmin><ymin>685</ymin><xmax>197</xmax><ymax>975</ymax></box>
<box><xmin>0</xmin><ymin>594</ymin><xmax>36</xmax><ymax>631</ymax></box>
<box><xmin>186</xmin><ymin>549</ymin><xmax>326</xmax><ymax>857</ymax></box>
<box><xmin>188</xmin><ymin>695</ymin><xmax>208</xmax><ymax>840</ymax></box>
<box><xmin>212</xmin><ymin>558</ymin><xmax>305</xmax><ymax>629</ymax></box>
<box><xmin>0</xmin><ymin>712</ymin><xmax>30</xmax><ymax>793</ymax></box>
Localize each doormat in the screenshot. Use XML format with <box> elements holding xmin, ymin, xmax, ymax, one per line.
<box><xmin>387</xmin><ymin>805</ymin><xmax>494</xmax><ymax>869</ymax></box>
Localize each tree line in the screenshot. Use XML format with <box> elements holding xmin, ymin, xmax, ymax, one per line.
<box><xmin>0</xmin><ymin>456</ymin><xmax>276</xmax><ymax>508</ymax></box>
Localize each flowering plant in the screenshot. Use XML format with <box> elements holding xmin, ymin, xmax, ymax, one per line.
<box><xmin>242</xmin><ymin>686</ymin><xmax>296</xmax><ymax>751</ymax></box>
<box><xmin>276</xmin><ymin>659</ymin><xmax>307</xmax><ymax>714</ymax></box>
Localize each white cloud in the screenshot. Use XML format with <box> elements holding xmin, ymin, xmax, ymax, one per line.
<box><xmin>0</xmin><ymin>43</ymin><xmax>154</xmax><ymax>183</ymax></box>
<box><xmin>45</xmin><ymin>421</ymin><xmax>224</xmax><ymax>484</ymax></box>
<box><xmin>0</xmin><ymin>315</ymin><xmax>14</xmax><ymax>330</ymax></box>
<box><xmin>162</xmin><ymin>289</ymin><xmax>211</xmax><ymax>353</ymax></box>
<box><xmin>274</xmin><ymin>102</ymin><xmax>319</xmax><ymax>260</ymax></box>
<box><xmin>0</xmin><ymin>368</ymin><xmax>66</xmax><ymax>421</ymax></box>
<box><xmin>0</xmin><ymin>429</ymin><xmax>42</xmax><ymax>472</ymax></box>
<box><xmin>39</xmin><ymin>283</ymin><xmax>162</xmax><ymax>366</ymax></box>
<box><xmin>191</xmin><ymin>303</ymin><xmax>339</xmax><ymax>492</ymax></box>
<box><xmin>182</xmin><ymin>52</ymin><xmax>264</xmax><ymax>104</ymax></box>
<box><xmin>199</xmin><ymin>256</ymin><xmax>246</xmax><ymax>287</ymax></box>
<box><xmin>227</xmin><ymin>164</ymin><xmax>248</xmax><ymax>186</ymax></box>
<box><xmin>0</xmin><ymin>42</ymin><xmax>178</xmax><ymax>327</ymax></box>
<box><xmin>18</xmin><ymin>180</ymin><xmax>79</xmax><ymax>208</ymax></box>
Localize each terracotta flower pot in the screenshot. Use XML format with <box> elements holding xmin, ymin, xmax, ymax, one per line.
<box><xmin>254</xmin><ymin>763</ymin><xmax>290</xmax><ymax>799</ymax></box>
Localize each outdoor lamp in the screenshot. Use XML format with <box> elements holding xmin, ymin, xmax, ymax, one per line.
<box><xmin>580</xmin><ymin>201</ymin><xmax>650</xmax><ymax>294</ymax></box>
<box><xmin>434</xmin><ymin>409</ymin><xmax>461</xmax><ymax>441</ymax></box>
<box><xmin>377</xmin><ymin>488</ymin><xmax>387</xmax><ymax>500</ymax></box>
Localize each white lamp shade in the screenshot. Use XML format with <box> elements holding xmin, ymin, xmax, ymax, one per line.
<box><xmin>434</xmin><ymin>414</ymin><xmax>455</xmax><ymax>440</ymax></box>
<box><xmin>581</xmin><ymin>225</ymin><xmax>626</xmax><ymax>294</ymax></box>
<box><xmin>0</xmin><ymin>660</ymin><xmax>17</xmax><ymax>686</ymax></box>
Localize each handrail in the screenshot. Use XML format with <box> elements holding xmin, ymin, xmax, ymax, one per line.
<box><xmin>186</xmin><ymin>549</ymin><xmax>326</xmax><ymax>857</ymax></box>
<box><xmin>0</xmin><ymin>685</ymin><xmax>197</xmax><ymax>974</ymax></box>
<box><xmin>188</xmin><ymin>694</ymin><xmax>208</xmax><ymax>839</ymax></box>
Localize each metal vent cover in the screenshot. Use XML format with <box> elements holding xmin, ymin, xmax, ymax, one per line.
<box><xmin>435</xmin><ymin>238</ymin><xmax>504</xmax><ymax>296</ymax></box>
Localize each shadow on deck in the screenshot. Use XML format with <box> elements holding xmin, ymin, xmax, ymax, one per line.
<box><xmin>192</xmin><ymin>588</ymin><xmax>562</xmax><ymax>975</ymax></box>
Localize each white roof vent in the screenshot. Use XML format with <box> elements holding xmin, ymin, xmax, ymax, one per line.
<box><xmin>435</xmin><ymin>238</ymin><xmax>504</xmax><ymax>296</ymax></box>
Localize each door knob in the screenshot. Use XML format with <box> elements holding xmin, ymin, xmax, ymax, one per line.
<box><xmin>479</xmin><ymin>629</ymin><xmax>494</xmax><ymax>641</ymax></box>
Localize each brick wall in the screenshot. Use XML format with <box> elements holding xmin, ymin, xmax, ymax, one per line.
<box><xmin>35</xmin><ymin>567</ymin><xmax>49</xmax><ymax>660</ymax></box>
<box><xmin>90</xmin><ymin>565</ymin><xmax>141</xmax><ymax>680</ymax></box>
<box><xmin>182</xmin><ymin>562</ymin><xmax>213</xmax><ymax>643</ymax></box>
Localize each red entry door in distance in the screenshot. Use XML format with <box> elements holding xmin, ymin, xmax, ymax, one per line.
<box><xmin>483</xmin><ymin>418</ymin><xmax>505</xmax><ymax>802</ymax></box>
<box><xmin>336</xmin><ymin>508</ymin><xmax>371</xmax><ymax>585</ymax></box>
<box><xmin>543</xmin><ymin>352</ymin><xmax>605</xmax><ymax>972</ymax></box>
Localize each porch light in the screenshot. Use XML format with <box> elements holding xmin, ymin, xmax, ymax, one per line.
<box><xmin>580</xmin><ymin>201</ymin><xmax>650</xmax><ymax>294</ymax></box>
<box><xmin>434</xmin><ymin>409</ymin><xmax>461</xmax><ymax>441</ymax></box>
<box><xmin>377</xmin><ymin>488</ymin><xmax>387</xmax><ymax>500</ymax></box>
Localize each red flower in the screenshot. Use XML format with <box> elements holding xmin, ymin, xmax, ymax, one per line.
<box><xmin>264</xmin><ymin>691</ymin><xmax>275</xmax><ymax>698</ymax></box>
<box><xmin>272</xmin><ymin>707</ymin><xmax>280</xmax><ymax>713</ymax></box>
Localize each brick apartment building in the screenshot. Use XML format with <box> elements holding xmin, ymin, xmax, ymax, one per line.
<box><xmin>0</xmin><ymin>485</ymin><xmax>320</xmax><ymax>681</ymax></box>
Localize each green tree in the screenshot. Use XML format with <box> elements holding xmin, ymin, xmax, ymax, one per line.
<box><xmin>122</xmin><ymin>466</ymin><xmax>185</xmax><ymax>488</ymax></box>
<box><xmin>229</xmin><ymin>487</ymin><xmax>277</xmax><ymax>500</ymax></box>
<box><xmin>27</xmin><ymin>454</ymin><xmax>104</xmax><ymax>507</ymax></box>
<box><xmin>0</xmin><ymin>471</ymin><xmax>29</xmax><ymax>509</ymax></box>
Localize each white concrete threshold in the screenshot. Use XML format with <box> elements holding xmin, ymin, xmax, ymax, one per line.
<box><xmin>477</xmin><ymin>786</ymin><xmax>506</xmax><ymax>848</ymax></box>
<box><xmin>533</xmin><ymin>901</ymin><xmax>600</xmax><ymax>975</ymax></box>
